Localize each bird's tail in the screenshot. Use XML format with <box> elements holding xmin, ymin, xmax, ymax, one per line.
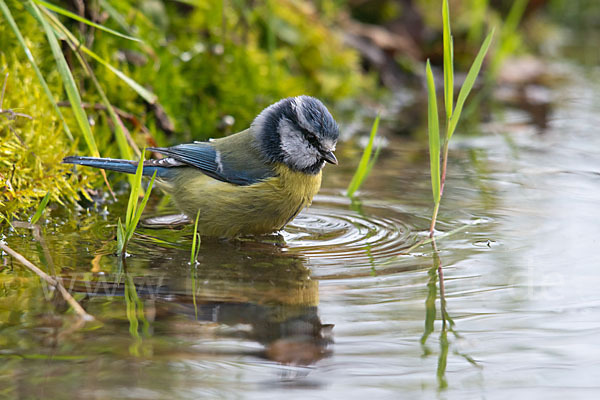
<box><xmin>62</xmin><ymin>156</ymin><xmax>170</xmax><ymax>177</ymax></box>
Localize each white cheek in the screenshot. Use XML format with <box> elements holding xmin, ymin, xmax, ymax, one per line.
<box><xmin>278</xmin><ymin>118</ymin><xmax>319</xmax><ymax>170</ymax></box>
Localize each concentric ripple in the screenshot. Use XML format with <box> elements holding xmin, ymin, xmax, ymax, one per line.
<box><xmin>282</xmin><ymin>194</ymin><xmax>423</xmax><ymax>268</ymax></box>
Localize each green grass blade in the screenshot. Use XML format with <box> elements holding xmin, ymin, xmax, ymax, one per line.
<box><xmin>40</xmin><ymin>7</ymin><xmax>157</xmax><ymax>105</ymax></box>
<box><xmin>127</xmin><ymin>170</ymin><xmax>157</xmax><ymax>240</ymax></box>
<box><xmin>117</xmin><ymin>218</ymin><xmax>125</xmax><ymax>252</ymax></box>
<box><xmin>504</xmin><ymin>0</ymin><xmax>528</xmax><ymax>37</ymax></box>
<box><xmin>125</xmin><ymin>155</ymin><xmax>145</xmax><ymax>229</ymax></box>
<box><xmin>97</xmin><ymin>0</ymin><xmax>157</xmax><ymax>58</ymax></box>
<box><xmin>85</xmin><ymin>47</ymin><xmax>157</xmax><ymax>104</ymax></box>
<box><xmin>346</xmin><ymin>113</ymin><xmax>380</xmax><ymax>198</ymax></box>
<box><xmin>42</xmin><ymin>8</ymin><xmax>138</xmax><ymax>163</ymax></box>
<box><xmin>82</xmin><ymin>60</ymin><xmax>136</xmax><ymax>161</ymax></box>
<box><xmin>30</xmin><ymin>192</ymin><xmax>51</xmax><ymax>224</ymax></box>
<box><xmin>70</xmin><ymin>48</ymin><xmax>137</xmax><ymax>165</ymax></box>
<box><xmin>467</xmin><ymin>0</ymin><xmax>489</xmax><ymax>44</ymax></box>
<box><xmin>0</xmin><ymin>0</ymin><xmax>73</xmax><ymax>141</ymax></box>
<box><xmin>362</xmin><ymin>143</ymin><xmax>383</xmax><ymax>183</ymax></box>
<box><xmin>426</xmin><ymin>60</ymin><xmax>441</xmax><ymax>204</ymax></box>
<box><xmin>490</xmin><ymin>0</ymin><xmax>527</xmax><ymax>77</ymax></box>
<box><xmin>190</xmin><ymin>209</ymin><xmax>201</xmax><ymax>264</ymax></box>
<box><xmin>33</xmin><ymin>0</ymin><xmax>141</xmax><ymax>42</ymax></box>
<box><xmin>448</xmin><ymin>29</ymin><xmax>495</xmax><ymax>139</ymax></box>
<box><xmin>85</xmin><ymin>47</ymin><xmax>156</xmax><ymax>104</ymax></box>
<box><xmin>442</xmin><ymin>0</ymin><xmax>453</xmax><ymax>119</ymax></box>
<box><xmin>120</xmin><ymin>152</ymin><xmax>156</xmax><ymax>254</ymax></box>
<box><xmin>27</xmin><ymin>1</ymin><xmax>100</xmax><ymax>157</ymax></box>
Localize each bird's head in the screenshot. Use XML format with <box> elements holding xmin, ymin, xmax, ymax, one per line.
<box><xmin>251</xmin><ymin>96</ymin><xmax>339</xmax><ymax>174</ymax></box>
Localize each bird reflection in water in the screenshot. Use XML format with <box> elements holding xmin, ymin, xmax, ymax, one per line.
<box><xmin>66</xmin><ymin>236</ymin><xmax>333</xmax><ymax>367</ymax></box>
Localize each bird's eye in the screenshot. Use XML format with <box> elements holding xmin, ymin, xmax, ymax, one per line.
<box><xmin>301</xmin><ymin>128</ymin><xmax>321</xmax><ymax>149</ymax></box>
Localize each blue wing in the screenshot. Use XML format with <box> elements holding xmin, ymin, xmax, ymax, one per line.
<box><xmin>148</xmin><ymin>142</ymin><xmax>275</xmax><ymax>186</ymax></box>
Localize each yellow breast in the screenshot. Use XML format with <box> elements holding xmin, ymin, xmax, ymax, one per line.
<box><xmin>166</xmin><ymin>163</ymin><xmax>322</xmax><ymax>237</ymax></box>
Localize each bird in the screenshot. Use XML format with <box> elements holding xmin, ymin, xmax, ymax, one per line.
<box><xmin>63</xmin><ymin>96</ymin><xmax>339</xmax><ymax>238</ymax></box>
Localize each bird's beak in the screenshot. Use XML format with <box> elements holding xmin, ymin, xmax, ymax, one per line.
<box><xmin>321</xmin><ymin>150</ymin><xmax>338</xmax><ymax>165</ymax></box>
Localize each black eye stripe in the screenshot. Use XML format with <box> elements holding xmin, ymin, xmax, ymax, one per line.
<box><xmin>300</xmin><ymin>127</ymin><xmax>322</xmax><ymax>149</ymax></box>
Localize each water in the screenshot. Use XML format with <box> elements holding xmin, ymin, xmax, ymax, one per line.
<box><xmin>2</xmin><ymin>63</ymin><xmax>600</xmax><ymax>399</ymax></box>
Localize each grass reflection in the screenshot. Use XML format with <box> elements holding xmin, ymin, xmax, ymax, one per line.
<box><xmin>124</xmin><ymin>265</ymin><xmax>150</xmax><ymax>356</ymax></box>
<box><xmin>421</xmin><ymin>239</ymin><xmax>478</xmax><ymax>390</ymax></box>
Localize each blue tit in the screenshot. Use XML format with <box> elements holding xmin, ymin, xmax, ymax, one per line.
<box><xmin>63</xmin><ymin>96</ymin><xmax>339</xmax><ymax>238</ymax></box>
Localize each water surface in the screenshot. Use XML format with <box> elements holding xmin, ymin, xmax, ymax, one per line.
<box><xmin>1</xmin><ymin>63</ymin><xmax>600</xmax><ymax>399</ymax></box>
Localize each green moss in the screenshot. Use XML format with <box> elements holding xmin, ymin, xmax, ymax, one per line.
<box><xmin>120</xmin><ymin>0</ymin><xmax>365</xmax><ymax>139</ymax></box>
<box><xmin>0</xmin><ymin>0</ymin><xmax>368</xmax><ymax>226</ymax></box>
<box><xmin>0</xmin><ymin>54</ymin><xmax>93</xmax><ymax>223</ymax></box>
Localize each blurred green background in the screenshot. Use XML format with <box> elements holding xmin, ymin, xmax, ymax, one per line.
<box><xmin>1</xmin><ymin>0</ymin><xmax>598</xmax><ymax>223</ymax></box>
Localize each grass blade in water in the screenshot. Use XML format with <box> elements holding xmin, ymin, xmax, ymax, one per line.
<box><xmin>119</xmin><ymin>149</ymin><xmax>157</xmax><ymax>255</ymax></box>
<box><xmin>126</xmin><ymin>171</ymin><xmax>157</xmax><ymax>241</ymax></box>
<box><xmin>346</xmin><ymin>114</ymin><xmax>381</xmax><ymax>198</ymax></box>
<box><xmin>125</xmin><ymin>157</ymin><xmax>145</xmax><ymax>230</ymax></box>
<box><xmin>190</xmin><ymin>210</ymin><xmax>201</xmax><ymax>264</ymax></box>
<box><xmin>30</xmin><ymin>192</ymin><xmax>51</xmax><ymax>224</ymax></box>
<box><xmin>448</xmin><ymin>29</ymin><xmax>495</xmax><ymax>139</ymax></box>
<box><xmin>426</xmin><ymin>60</ymin><xmax>441</xmax><ymax>204</ymax></box>
<box><xmin>442</xmin><ymin>0</ymin><xmax>453</xmax><ymax>119</ymax></box>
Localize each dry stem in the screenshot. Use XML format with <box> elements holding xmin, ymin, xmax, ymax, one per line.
<box><xmin>0</xmin><ymin>242</ymin><xmax>94</xmax><ymax>321</ymax></box>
